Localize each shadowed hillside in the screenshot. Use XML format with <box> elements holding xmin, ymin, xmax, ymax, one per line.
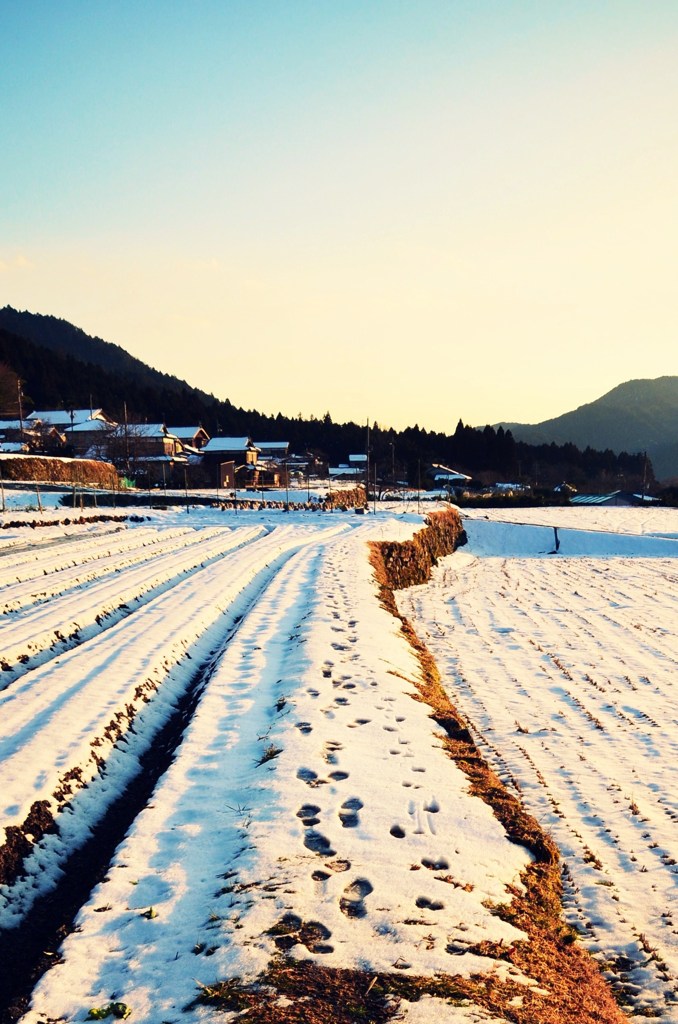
<box><xmin>0</xmin><ymin>307</ymin><xmax>655</xmax><ymax>490</ymax></box>
<box><xmin>497</xmin><ymin>377</ymin><xmax>678</xmax><ymax>480</ymax></box>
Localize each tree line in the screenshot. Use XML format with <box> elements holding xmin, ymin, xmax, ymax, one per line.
<box><xmin>0</xmin><ymin>326</ymin><xmax>651</xmax><ymax>492</ymax></box>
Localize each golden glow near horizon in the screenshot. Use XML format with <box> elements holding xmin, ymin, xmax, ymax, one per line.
<box><xmin>1</xmin><ymin>2</ymin><xmax>676</xmax><ymax>431</ymax></box>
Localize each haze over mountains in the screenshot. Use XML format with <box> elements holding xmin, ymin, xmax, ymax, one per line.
<box><xmin>496</xmin><ymin>377</ymin><xmax>678</xmax><ymax>481</ymax></box>
<box><xmin>0</xmin><ymin>305</ymin><xmax>674</xmax><ymax>483</ymax></box>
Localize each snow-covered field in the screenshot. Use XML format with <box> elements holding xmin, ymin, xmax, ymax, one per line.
<box><xmin>1</xmin><ymin>498</ymin><xmax>677</xmax><ymax>1022</ymax></box>
<box><xmin>401</xmin><ymin>506</ymin><xmax>678</xmax><ymax>1020</ymax></box>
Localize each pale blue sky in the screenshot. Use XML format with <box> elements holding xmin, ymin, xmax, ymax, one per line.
<box><xmin>2</xmin><ymin>1</ymin><xmax>677</xmax><ymax>431</ymax></box>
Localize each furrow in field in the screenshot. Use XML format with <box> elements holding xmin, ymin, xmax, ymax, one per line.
<box><xmin>0</xmin><ymin>522</ymin><xmax>350</xmax><ymax>926</ymax></box>
<box><xmin>0</xmin><ymin>525</ymin><xmax>267</xmax><ymax>685</ymax></box>
<box><xmin>0</xmin><ymin>521</ymin><xmax>128</xmax><ymax>564</ymax></box>
<box><xmin>0</xmin><ymin>525</ymin><xmax>195</xmax><ymax>590</ymax></box>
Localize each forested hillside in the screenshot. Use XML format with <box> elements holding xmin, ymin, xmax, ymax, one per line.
<box><xmin>498</xmin><ymin>376</ymin><xmax>678</xmax><ymax>480</ymax></box>
<box><xmin>0</xmin><ymin>308</ymin><xmax>652</xmax><ymax>491</ymax></box>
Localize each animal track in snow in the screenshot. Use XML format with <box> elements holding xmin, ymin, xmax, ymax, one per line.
<box><xmin>390</xmin><ymin>824</ymin><xmax>406</xmax><ymax>839</ymax></box>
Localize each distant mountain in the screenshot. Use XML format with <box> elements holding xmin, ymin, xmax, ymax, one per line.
<box><xmin>0</xmin><ymin>305</ymin><xmax>207</xmax><ymax>401</ymax></box>
<box><xmin>0</xmin><ymin>306</ymin><xmax>656</xmax><ymax>490</ymax></box>
<box><xmin>496</xmin><ymin>377</ymin><xmax>678</xmax><ymax>481</ymax></box>
<box><xmin>0</xmin><ymin>308</ymin><xmax>378</xmax><ymax>466</ymax></box>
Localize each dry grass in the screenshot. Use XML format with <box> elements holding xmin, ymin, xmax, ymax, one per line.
<box><xmin>0</xmin><ymin>454</ymin><xmax>118</xmax><ymax>488</ymax></box>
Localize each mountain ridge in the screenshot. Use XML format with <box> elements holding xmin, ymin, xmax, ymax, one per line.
<box><xmin>0</xmin><ymin>306</ymin><xmax>662</xmax><ymax>486</ymax></box>
<box><xmin>495</xmin><ymin>376</ymin><xmax>678</xmax><ymax>480</ymax></box>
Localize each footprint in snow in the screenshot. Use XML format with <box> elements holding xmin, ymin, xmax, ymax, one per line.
<box><xmin>304</xmin><ymin>830</ymin><xmax>336</xmax><ymax>856</ymax></box>
<box><xmin>325</xmin><ymin>858</ymin><xmax>351</xmax><ymax>873</ymax></box>
<box><xmin>415</xmin><ymin>895</ymin><xmax>445</xmax><ymax>911</ymax></box>
<box><xmin>297</xmin><ymin>803</ymin><xmax>321</xmax><ymax>826</ymax></box>
<box><xmin>339</xmin><ymin>797</ymin><xmax>363</xmax><ymax>828</ymax></box>
<box><xmin>421</xmin><ymin>857</ymin><xmax>449</xmax><ymax>871</ymax></box>
<box><xmin>339</xmin><ymin>877</ymin><xmax>373</xmax><ymax>918</ymax></box>
<box><xmin>297</xmin><ymin>767</ymin><xmax>326</xmax><ymax>788</ymax></box>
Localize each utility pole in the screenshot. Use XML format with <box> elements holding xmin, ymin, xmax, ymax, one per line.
<box><xmin>124</xmin><ymin>401</ymin><xmax>130</xmax><ymax>477</ymax></box>
<box><xmin>365</xmin><ymin>419</ymin><xmax>370</xmax><ymax>508</ymax></box>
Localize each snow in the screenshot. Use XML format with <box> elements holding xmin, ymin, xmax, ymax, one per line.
<box><xmin>0</xmin><ymin>499</ymin><xmax>677</xmax><ymax>1022</ymax></box>
<box><xmin>400</xmin><ymin>506</ymin><xmax>678</xmax><ymax>1020</ymax></box>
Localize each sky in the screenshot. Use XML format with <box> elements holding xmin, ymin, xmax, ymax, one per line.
<box><xmin>1</xmin><ymin>1</ymin><xmax>677</xmax><ymax>433</ymax></box>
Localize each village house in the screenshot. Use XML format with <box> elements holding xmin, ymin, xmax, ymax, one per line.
<box><xmin>427</xmin><ymin>464</ymin><xmax>472</xmax><ymax>487</ymax></box>
<box><xmin>167</xmin><ymin>425</ymin><xmax>210</xmax><ymax>453</ymax></box>
<box><xmin>201</xmin><ymin>436</ymin><xmax>261</xmax><ymax>489</ymax></box>
<box><xmin>28</xmin><ymin>408</ymin><xmax>115</xmax><ymax>431</ymax></box>
<box><xmin>252</xmin><ymin>441</ymin><xmax>290</xmax><ymax>489</ymax></box>
<box><xmin>255</xmin><ymin>440</ymin><xmax>289</xmax><ymax>461</ymax></box>
<box><xmin>64</xmin><ymin>418</ymin><xmax>115</xmax><ymax>457</ymax></box>
<box><xmin>0</xmin><ymin>418</ymin><xmax>39</xmax><ymax>452</ymax></box>
<box><xmin>329</xmin><ymin>453</ymin><xmax>367</xmax><ymax>480</ymax></box>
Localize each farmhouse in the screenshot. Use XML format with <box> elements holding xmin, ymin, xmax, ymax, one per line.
<box><xmin>167</xmin><ymin>425</ymin><xmax>210</xmax><ymax>452</ymax></box>
<box><xmin>329</xmin><ymin>453</ymin><xmax>367</xmax><ymax>479</ymax></box>
<box><xmin>201</xmin><ymin>436</ymin><xmax>261</xmax><ymax>488</ymax></box>
<box><xmin>28</xmin><ymin>408</ymin><xmax>115</xmax><ymax>430</ymax></box>
<box><xmin>427</xmin><ymin>463</ymin><xmax>472</xmax><ymax>485</ymax></box>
